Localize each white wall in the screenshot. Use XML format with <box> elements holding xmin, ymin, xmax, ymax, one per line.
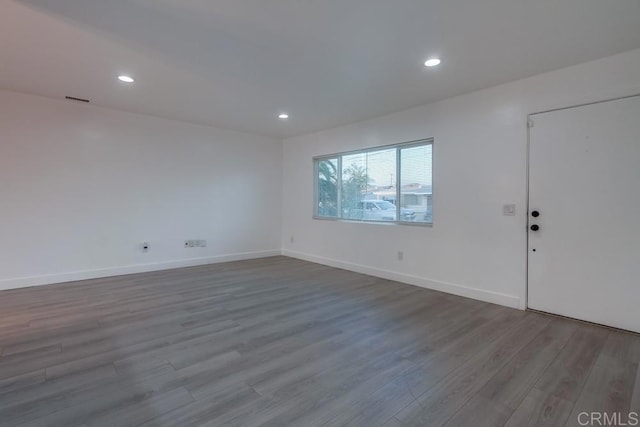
<box><xmin>282</xmin><ymin>48</ymin><xmax>640</xmax><ymax>309</ymax></box>
<box><xmin>3</xmin><ymin>49</ymin><xmax>640</xmax><ymax>302</ymax></box>
<box><xmin>0</xmin><ymin>90</ymin><xmax>282</xmax><ymax>290</ymax></box>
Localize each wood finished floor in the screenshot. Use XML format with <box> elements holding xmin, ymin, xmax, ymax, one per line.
<box><xmin>0</xmin><ymin>256</ymin><xmax>638</xmax><ymax>427</ymax></box>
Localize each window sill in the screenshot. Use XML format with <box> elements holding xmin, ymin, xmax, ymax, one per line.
<box><xmin>312</xmin><ymin>216</ymin><xmax>433</xmax><ymax>227</ymax></box>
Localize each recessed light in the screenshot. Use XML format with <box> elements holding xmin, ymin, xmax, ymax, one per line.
<box><xmin>118</xmin><ymin>75</ymin><xmax>135</xmax><ymax>83</ymax></box>
<box><xmin>424</xmin><ymin>58</ymin><xmax>441</xmax><ymax>67</ymax></box>
<box><xmin>278</xmin><ymin>113</ymin><xmax>289</xmax><ymax>119</ymax></box>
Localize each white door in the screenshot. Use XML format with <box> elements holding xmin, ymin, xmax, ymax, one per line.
<box><xmin>528</xmin><ymin>95</ymin><xmax>640</xmax><ymax>333</ymax></box>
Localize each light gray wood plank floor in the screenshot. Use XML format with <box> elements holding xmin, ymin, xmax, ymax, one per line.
<box><xmin>0</xmin><ymin>256</ymin><xmax>638</xmax><ymax>426</ymax></box>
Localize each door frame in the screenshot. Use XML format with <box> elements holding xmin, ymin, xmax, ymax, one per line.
<box><xmin>524</xmin><ymin>93</ymin><xmax>640</xmax><ymax>310</ymax></box>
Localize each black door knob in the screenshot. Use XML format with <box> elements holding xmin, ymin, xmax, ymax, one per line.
<box><xmin>531</xmin><ymin>210</ymin><xmax>540</xmax><ymax>218</ymax></box>
<box><xmin>530</xmin><ymin>224</ymin><xmax>540</xmax><ymax>231</ymax></box>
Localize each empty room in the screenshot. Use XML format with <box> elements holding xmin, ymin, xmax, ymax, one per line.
<box><xmin>1</xmin><ymin>1</ymin><xmax>640</xmax><ymax>426</ymax></box>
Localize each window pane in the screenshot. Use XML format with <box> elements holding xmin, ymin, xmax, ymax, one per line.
<box><xmin>341</xmin><ymin>152</ymin><xmax>367</xmax><ymax>220</ymax></box>
<box><xmin>364</xmin><ymin>148</ymin><xmax>397</xmax><ymax>221</ymax></box>
<box><xmin>316</xmin><ymin>158</ymin><xmax>338</xmax><ymax>217</ymax></box>
<box><xmin>400</xmin><ymin>144</ymin><xmax>433</xmax><ymax>223</ymax></box>
<box><xmin>342</xmin><ymin>148</ymin><xmax>397</xmax><ymax>222</ymax></box>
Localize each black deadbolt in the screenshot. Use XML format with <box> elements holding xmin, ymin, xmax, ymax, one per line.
<box><xmin>531</xmin><ymin>210</ymin><xmax>540</xmax><ymax>218</ymax></box>
<box><xmin>530</xmin><ymin>224</ymin><xmax>540</xmax><ymax>231</ymax></box>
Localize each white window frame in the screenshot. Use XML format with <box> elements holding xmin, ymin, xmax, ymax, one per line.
<box><xmin>313</xmin><ymin>138</ymin><xmax>433</xmax><ymax>226</ymax></box>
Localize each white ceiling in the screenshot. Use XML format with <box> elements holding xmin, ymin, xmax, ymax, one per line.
<box><xmin>1</xmin><ymin>0</ymin><xmax>640</xmax><ymax>138</ymax></box>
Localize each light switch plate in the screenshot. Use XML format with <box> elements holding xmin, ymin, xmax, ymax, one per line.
<box><xmin>503</xmin><ymin>204</ymin><xmax>516</xmax><ymax>216</ymax></box>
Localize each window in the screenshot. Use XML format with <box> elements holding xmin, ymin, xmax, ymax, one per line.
<box><xmin>314</xmin><ymin>139</ymin><xmax>433</xmax><ymax>225</ymax></box>
<box><xmin>316</xmin><ymin>158</ymin><xmax>338</xmax><ymax>217</ymax></box>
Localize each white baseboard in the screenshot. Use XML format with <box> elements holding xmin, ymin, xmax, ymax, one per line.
<box><xmin>0</xmin><ymin>250</ymin><xmax>281</xmax><ymax>291</ymax></box>
<box><xmin>282</xmin><ymin>249</ymin><xmax>521</xmax><ymax>309</ymax></box>
<box><xmin>1</xmin><ymin>248</ymin><xmax>522</xmax><ymax>310</ymax></box>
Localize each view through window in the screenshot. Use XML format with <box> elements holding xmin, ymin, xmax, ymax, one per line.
<box><xmin>314</xmin><ymin>139</ymin><xmax>433</xmax><ymax>224</ymax></box>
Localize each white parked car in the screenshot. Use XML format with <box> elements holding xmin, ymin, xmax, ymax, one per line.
<box><xmin>347</xmin><ymin>200</ymin><xmax>415</xmax><ymax>221</ymax></box>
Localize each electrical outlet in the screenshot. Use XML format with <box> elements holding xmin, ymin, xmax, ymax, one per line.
<box><xmin>185</xmin><ymin>240</ymin><xmax>206</xmax><ymax>248</ymax></box>
<box><xmin>503</xmin><ymin>204</ymin><xmax>516</xmax><ymax>216</ymax></box>
<box><xmin>397</xmin><ymin>251</ymin><xmax>404</xmax><ymax>261</ymax></box>
<box><xmin>184</xmin><ymin>239</ymin><xmax>207</xmax><ymax>248</ymax></box>
<box><xmin>141</xmin><ymin>242</ymin><xmax>149</xmax><ymax>252</ymax></box>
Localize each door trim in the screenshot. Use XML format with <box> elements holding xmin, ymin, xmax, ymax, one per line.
<box><xmin>529</xmin><ymin>93</ymin><xmax>640</xmax><ymax>117</ymax></box>
<box><xmin>525</xmin><ymin>93</ymin><xmax>640</xmax><ymax>310</ymax></box>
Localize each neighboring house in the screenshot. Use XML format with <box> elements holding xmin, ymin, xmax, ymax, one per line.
<box><xmin>365</xmin><ymin>184</ymin><xmax>433</xmax><ymax>220</ymax></box>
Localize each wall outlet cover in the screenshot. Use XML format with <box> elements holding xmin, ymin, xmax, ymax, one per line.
<box><xmin>503</xmin><ymin>204</ymin><xmax>516</xmax><ymax>216</ymax></box>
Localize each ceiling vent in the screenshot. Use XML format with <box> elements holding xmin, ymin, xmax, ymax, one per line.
<box><xmin>65</xmin><ymin>96</ymin><xmax>90</xmax><ymax>103</ymax></box>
